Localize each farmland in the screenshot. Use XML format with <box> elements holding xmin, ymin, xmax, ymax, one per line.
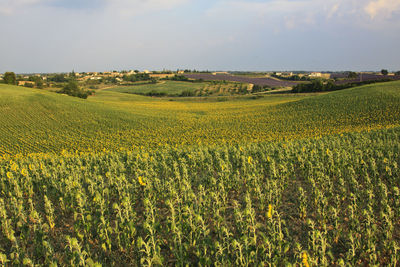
<box><xmin>0</xmin><ymin>127</ymin><xmax>399</xmax><ymax>265</ymax></box>
<box><xmin>0</xmin><ymin>81</ymin><xmax>400</xmax><ymax>155</ymax></box>
<box><xmin>183</xmin><ymin>73</ymin><xmax>299</xmax><ymax>87</ymax></box>
<box><xmin>0</xmin><ymin>80</ymin><xmax>400</xmax><ymax>265</ymax></box>
<box><xmin>107</xmin><ymin>80</ymin><xmax>250</xmax><ymax>97</ymax></box>
<box><xmin>334</xmin><ymin>74</ymin><xmax>400</xmax><ymax>85</ymax></box>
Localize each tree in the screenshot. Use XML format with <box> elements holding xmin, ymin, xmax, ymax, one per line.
<box><xmin>381</xmin><ymin>69</ymin><xmax>388</xmax><ymax>75</ymax></box>
<box><xmin>59</xmin><ymin>79</ymin><xmax>80</xmax><ymax>95</ymax></box>
<box><xmin>395</xmin><ymin>71</ymin><xmax>400</xmax><ymax>76</ymax></box>
<box><xmin>58</xmin><ymin>79</ymin><xmax>92</xmax><ymax>99</ymax></box>
<box><xmin>34</xmin><ymin>77</ymin><xmax>44</xmax><ymax>88</ymax></box>
<box><xmin>48</xmin><ymin>73</ymin><xmax>67</xmax><ymax>83</ymax></box>
<box><xmin>29</xmin><ymin>76</ymin><xmax>44</xmax><ymax>88</ymax></box>
<box><xmin>347</xmin><ymin>71</ymin><xmax>358</xmax><ymax>79</ymax></box>
<box><xmin>3</xmin><ymin>72</ymin><xmax>16</xmax><ymax>85</ymax></box>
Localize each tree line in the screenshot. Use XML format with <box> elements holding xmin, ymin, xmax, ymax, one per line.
<box><xmin>292</xmin><ymin>78</ymin><xmax>395</xmax><ymax>93</ymax></box>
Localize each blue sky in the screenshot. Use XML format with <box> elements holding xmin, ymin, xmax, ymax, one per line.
<box><xmin>0</xmin><ymin>0</ymin><xmax>399</xmax><ymax>73</ymax></box>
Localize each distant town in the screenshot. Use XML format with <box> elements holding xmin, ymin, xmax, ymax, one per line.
<box><xmin>1</xmin><ymin>69</ymin><xmax>400</xmax><ymax>89</ymax></box>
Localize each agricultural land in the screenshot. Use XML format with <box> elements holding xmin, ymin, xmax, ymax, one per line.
<box><xmin>0</xmin><ymin>75</ymin><xmax>399</xmax><ymax>266</ymax></box>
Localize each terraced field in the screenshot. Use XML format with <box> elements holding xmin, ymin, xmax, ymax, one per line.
<box><xmin>0</xmin><ymin>81</ymin><xmax>400</xmax><ymax>155</ymax></box>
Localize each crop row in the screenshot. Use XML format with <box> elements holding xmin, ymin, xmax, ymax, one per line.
<box><xmin>1</xmin><ymin>81</ymin><xmax>400</xmax><ymax>156</ymax></box>
<box><xmin>0</xmin><ymin>127</ymin><xmax>399</xmax><ymax>265</ymax></box>
<box><xmin>183</xmin><ymin>74</ymin><xmax>299</xmax><ymax>87</ymax></box>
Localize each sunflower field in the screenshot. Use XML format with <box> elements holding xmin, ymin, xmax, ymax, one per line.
<box><xmin>0</xmin><ymin>128</ymin><xmax>399</xmax><ymax>265</ymax></box>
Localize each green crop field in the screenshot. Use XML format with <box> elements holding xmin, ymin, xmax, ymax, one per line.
<box><xmin>0</xmin><ymin>81</ymin><xmax>399</xmax><ymax>155</ymax></box>
<box><xmin>107</xmin><ymin>80</ymin><xmax>249</xmax><ymax>97</ymax></box>
<box><xmin>1</xmin><ymin>128</ymin><xmax>399</xmax><ymax>265</ymax></box>
<box><xmin>0</xmin><ymin>80</ymin><xmax>400</xmax><ymax>265</ymax></box>
<box><xmin>108</xmin><ymin>81</ymin><xmax>204</xmax><ymax>96</ymax></box>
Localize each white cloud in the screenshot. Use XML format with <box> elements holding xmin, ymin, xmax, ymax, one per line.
<box><xmin>206</xmin><ymin>0</ymin><xmax>344</xmax><ymax>30</ymax></box>
<box><xmin>327</xmin><ymin>3</ymin><xmax>339</xmax><ymax>18</ymax></box>
<box><xmin>365</xmin><ymin>0</ymin><xmax>400</xmax><ymax>19</ymax></box>
<box><xmin>0</xmin><ymin>0</ymin><xmax>46</xmax><ymax>14</ymax></box>
<box><xmin>206</xmin><ymin>0</ymin><xmax>400</xmax><ymax>31</ymax></box>
<box><xmin>102</xmin><ymin>0</ymin><xmax>189</xmax><ymax>16</ymax></box>
<box><xmin>0</xmin><ymin>0</ymin><xmax>189</xmax><ymax>15</ymax></box>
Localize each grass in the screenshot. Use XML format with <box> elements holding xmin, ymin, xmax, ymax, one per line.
<box><xmin>0</xmin><ymin>80</ymin><xmax>399</xmax><ymax>155</ymax></box>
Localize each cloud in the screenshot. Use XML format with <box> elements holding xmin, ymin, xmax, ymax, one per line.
<box><xmin>365</xmin><ymin>0</ymin><xmax>400</xmax><ymax>19</ymax></box>
<box><xmin>205</xmin><ymin>0</ymin><xmax>400</xmax><ymax>31</ymax></box>
<box><xmin>0</xmin><ymin>0</ymin><xmax>45</xmax><ymax>14</ymax></box>
<box><xmin>103</xmin><ymin>0</ymin><xmax>190</xmax><ymax>16</ymax></box>
<box><xmin>49</xmin><ymin>0</ymin><xmax>106</xmax><ymax>10</ymax></box>
<box><xmin>0</xmin><ymin>0</ymin><xmax>189</xmax><ymax>15</ymax></box>
<box><xmin>327</xmin><ymin>3</ymin><xmax>339</xmax><ymax>19</ymax></box>
<box><xmin>206</xmin><ymin>1</ymin><xmax>341</xmax><ymax>30</ymax></box>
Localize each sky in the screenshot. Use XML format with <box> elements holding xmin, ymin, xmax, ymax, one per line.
<box><xmin>0</xmin><ymin>0</ymin><xmax>400</xmax><ymax>73</ymax></box>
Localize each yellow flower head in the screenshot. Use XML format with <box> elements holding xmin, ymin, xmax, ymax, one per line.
<box><xmin>267</xmin><ymin>204</ymin><xmax>273</xmax><ymax>219</ymax></box>
<box><xmin>302</xmin><ymin>252</ymin><xmax>310</xmax><ymax>267</ymax></box>
<box><xmin>6</xmin><ymin>172</ymin><xmax>13</xmax><ymax>179</ymax></box>
<box><xmin>21</xmin><ymin>168</ymin><xmax>28</xmax><ymax>177</ymax></box>
<box><xmin>248</xmin><ymin>156</ymin><xmax>253</xmax><ymax>164</ymax></box>
<box><xmin>138</xmin><ymin>176</ymin><xmax>146</xmax><ymax>186</ymax></box>
<box><xmin>11</xmin><ymin>163</ymin><xmax>18</xmax><ymax>171</ymax></box>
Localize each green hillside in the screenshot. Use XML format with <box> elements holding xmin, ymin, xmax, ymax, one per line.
<box><xmin>1</xmin><ymin>81</ymin><xmax>400</xmax><ymax>266</ymax></box>
<box><xmin>0</xmin><ymin>81</ymin><xmax>400</xmax><ymax>155</ymax></box>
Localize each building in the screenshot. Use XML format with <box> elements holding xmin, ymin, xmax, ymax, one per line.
<box><xmin>212</xmin><ymin>72</ymin><xmax>229</xmax><ymax>75</ymax></box>
<box><xmin>149</xmin><ymin>73</ymin><xmax>175</xmax><ymax>79</ymax></box>
<box><xmin>278</xmin><ymin>72</ymin><xmax>293</xmax><ymax>77</ymax></box>
<box><xmin>18</xmin><ymin>81</ymin><xmax>35</xmax><ymax>86</ymax></box>
<box><xmin>309</xmin><ymin>72</ymin><xmax>331</xmax><ymax>79</ymax></box>
<box><xmin>309</xmin><ymin>72</ymin><xmax>322</xmax><ymax>77</ymax></box>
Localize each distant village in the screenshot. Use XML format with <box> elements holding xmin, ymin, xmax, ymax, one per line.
<box><xmin>0</xmin><ymin>70</ymin><xmax>182</xmax><ymax>87</ymax></box>
<box><xmin>0</xmin><ymin>70</ymin><xmax>398</xmax><ymax>88</ymax></box>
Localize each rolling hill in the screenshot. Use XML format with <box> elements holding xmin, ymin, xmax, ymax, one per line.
<box><xmin>1</xmin><ymin>81</ymin><xmax>400</xmax><ymax>266</ymax></box>
<box><xmin>0</xmin><ymin>80</ymin><xmax>399</xmax><ymax>155</ymax></box>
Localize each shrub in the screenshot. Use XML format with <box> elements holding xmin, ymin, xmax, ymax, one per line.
<box><xmin>170</xmin><ymin>75</ymin><xmax>189</xmax><ymax>81</ymax></box>
<box><xmin>145</xmin><ymin>91</ymin><xmax>167</xmax><ymax>97</ymax></box>
<box><xmin>24</xmin><ymin>83</ymin><xmax>34</xmax><ymax>88</ymax></box>
<box><xmin>57</xmin><ymin>79</ymin><xmax>92</xmax><ymax>99</ymax></box>
<box><xmin>180</xmin><ymin>90</ymin><xmax>195</xmax><ymax>97</ymax></box>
